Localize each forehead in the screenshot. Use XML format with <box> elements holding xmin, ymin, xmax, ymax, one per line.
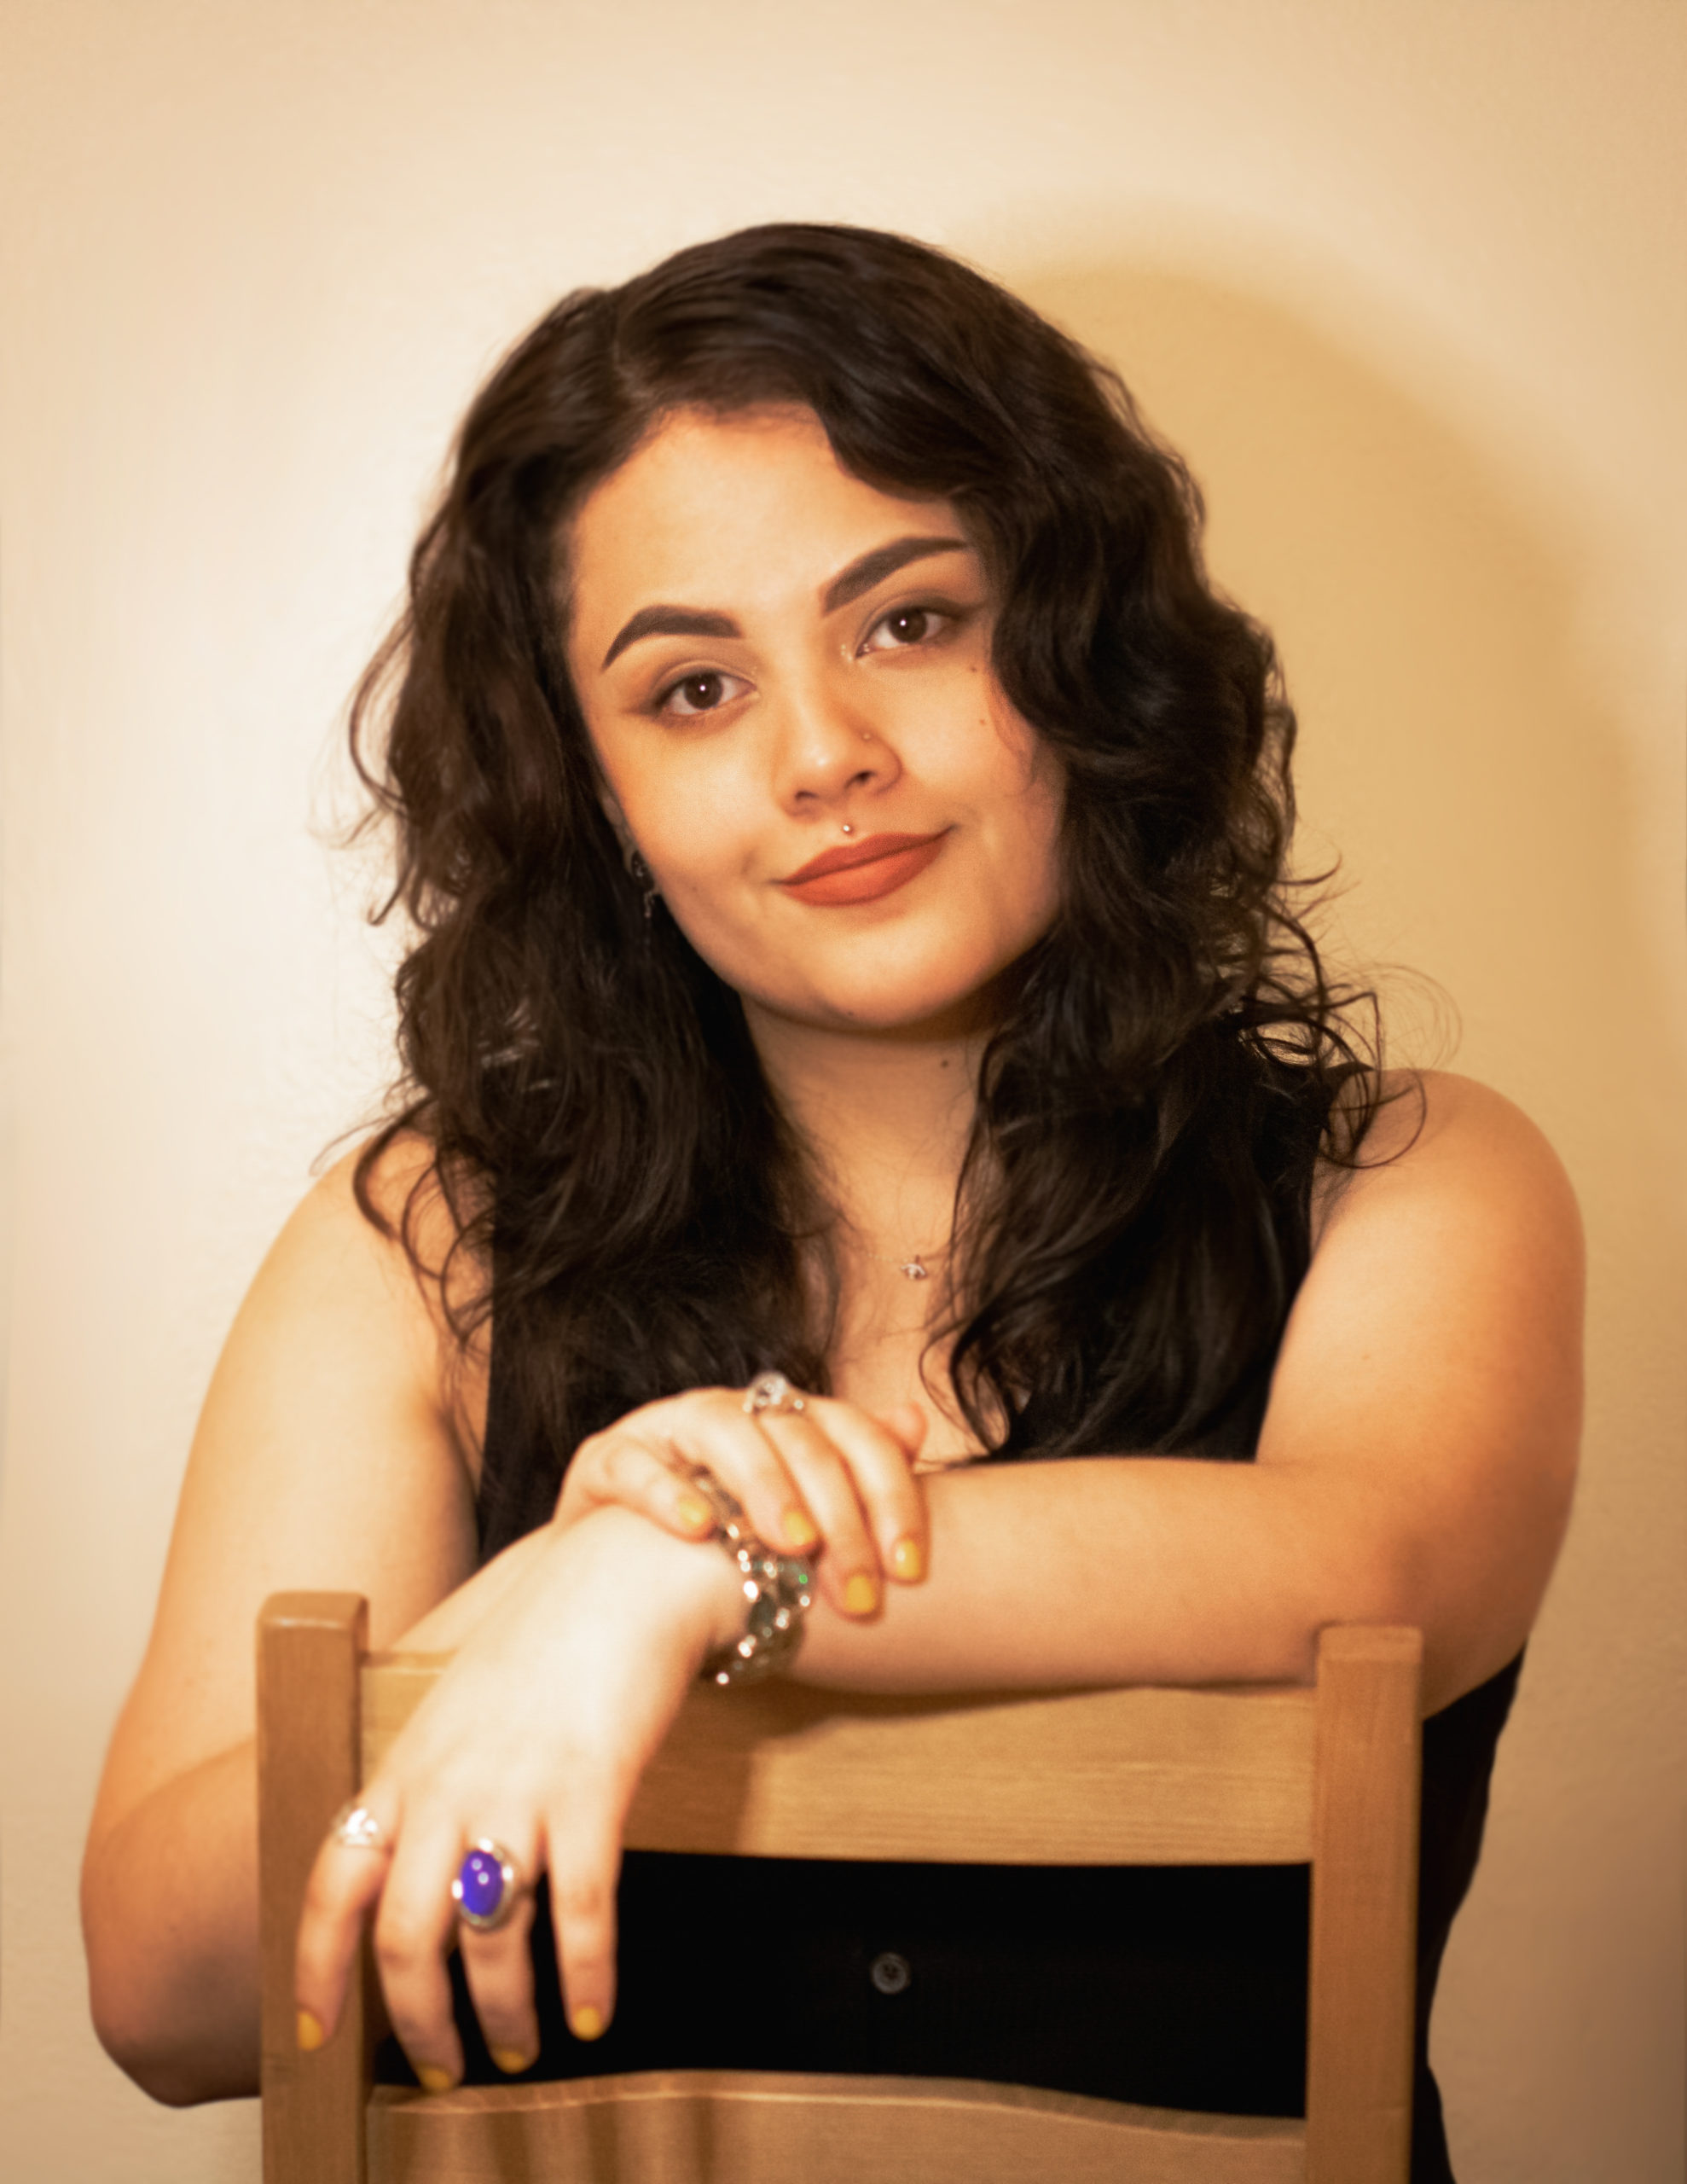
<box><xmin>565</xmin><ymin>406</ymin><xmax>965</xmax><ymax>642</ymax></box>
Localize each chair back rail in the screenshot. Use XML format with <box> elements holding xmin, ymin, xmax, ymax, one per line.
<box><xmin>258</xmin><ymin>1594</ymin><xmax>1421</xmax><ymax>2184</ymax></box>
<box><xmin>364</xmin><ymin>1661</ymin><xmax>1319</xmax><ymax>1864</ymax></box>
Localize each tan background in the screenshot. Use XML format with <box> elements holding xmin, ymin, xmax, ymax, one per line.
<box><xmin>2</xmin><ymin>3</ymin><xmax>1682</xmax><ymax>2177</ymax></box>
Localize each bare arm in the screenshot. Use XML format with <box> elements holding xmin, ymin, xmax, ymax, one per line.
<box><xmin>790</xmin><ymin>1073</ymin><xmax>1582</xmax><ymax>1713</ymax></box>
<box><xmin>81</xmin><ymin>1143</ymin><xmax>487</xmax><ymax>2102</ymax></box>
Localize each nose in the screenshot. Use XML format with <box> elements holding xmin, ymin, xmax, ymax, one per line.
<box><xmin>771</xmin><ymin>677</ymin><xmax>901</xmax><ymax>815</ymax></box>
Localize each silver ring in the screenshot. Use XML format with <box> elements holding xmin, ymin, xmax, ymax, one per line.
<box><xmin>328</xmin><ymin>1800</ymin><xmax>387</xmax><ymax>1852</ymax></box>
<box><xmin>743</xmin><ymin>1371</ymin><xmax>807</xmax><ymax>1417</ymax></box>
<box><xmin>452</xmin><ymin>1838</ymin><xmax>525</xmax><ymax>1932</ymax></box>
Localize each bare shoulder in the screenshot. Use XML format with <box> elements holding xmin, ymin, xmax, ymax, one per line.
<box><xmin>1272</xmin><ymin>1069</ymin><xmax>1583</xmax><ymax>1705</ymax></box>
<box><xmin>1313</xmin><ymin>1068</ymin><xmax>1581</xmax><ymax>1263</ymax></box>
<box><xmin>259</xmin><ymin>1132</ymin><xmax>490</xmax><ymax>1430</ymax></box>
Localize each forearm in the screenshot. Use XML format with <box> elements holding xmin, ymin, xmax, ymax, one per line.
<box><xmin>81</xmin><ymin>1532</ymin><xmax>557</xmax><ymax>2106</ymax></box>
<box><xmin>83</xmin><ymin>1740</ymin><xmax>262</xmax><ymax>2104</ymax></box>
<box><xmin>791</xmin><ymin>1455</ymin><xmax>1446</xmax><ymax>1701</ymax></box>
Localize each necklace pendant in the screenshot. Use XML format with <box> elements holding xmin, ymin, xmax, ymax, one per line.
<box><xmin>899</xmin><ymin>1258</ymin><xmax>930</xmax><ymax>1281</ymax></box>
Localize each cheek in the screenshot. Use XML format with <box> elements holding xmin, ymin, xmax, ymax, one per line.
<box><xmin>593</xmin><ymin>734</ymin><xmax>745</xmax><ymax>888</ymax></box>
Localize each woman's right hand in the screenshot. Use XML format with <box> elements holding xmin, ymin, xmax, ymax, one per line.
<box><xmin>294</xmin><ymin>1502</ymin><xmax>745</xmax><ymax>2085</ymax></box>
<box><xmin>554</xmin><ymin>1385</ymin><xmax>930</xmax><ymax>1618</ymax></box>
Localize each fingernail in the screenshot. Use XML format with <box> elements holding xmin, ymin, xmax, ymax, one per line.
<box><xmin>781</xmin><ymin>1507</ymin><xmax>820</xmax><ymax>1551</ymax></box>
<box><xmin>417</xmin><ymin>2065</ymin><xmax>456</xmax><ymax>2095</ymax></box>
<box><xmin>890</xmin><ymin>1535</ymin><xmax>925</xmax><ymax>1582</ymax></box>
<box><xmin>676</xmin><ymin>1493</ymin><xmax>715</xmax><ymax>1533</ymax></box>
<box><xmin>571</xmin><ymin>2004</ymin><xmax>606</xmax><ymax>2042</ymax></box>
<box><xmin>490</xmin><ymin>2045</ymin><xmax>532</xmax><ymax>2076</ymax></box>
<box><xmin>844</xmin><ymin>1571</ymin><xmax>881</xmax><ymax>1617</ymax></box>
<box><xmin>296</xmin><ymin>2009</ymin><xmax>326</xmax><ymax>2053</ymax></box>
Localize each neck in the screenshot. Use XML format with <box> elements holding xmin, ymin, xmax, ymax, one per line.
<box><xmin>742</xmin><ymin>1002</ymin><xmax>987</xmax><ymax>1255</ymax></box>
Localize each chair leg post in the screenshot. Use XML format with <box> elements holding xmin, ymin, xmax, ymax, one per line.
<box><xmin>258</xmin><ymin>1591</ymin><xmax>370</xmax><ymax>2184</ymax></box>
<box><xmin>1306</xmin><ymin>1624</ymin><xmax>1422</xmax><ymax>2184</ymax></box>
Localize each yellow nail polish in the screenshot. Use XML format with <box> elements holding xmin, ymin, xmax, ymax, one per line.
<box><xmin>571</xmin><ymin>2004</ymin><xmax>606</xmax><ymax>2042</ymax></box>
<box><xmin>490</xmin><ymin>2046</ymin><xmax>532</xmax><ymax>2076</ymax></box>
<box><xmin>844</xmin><ymin>1571</ymin><xmax>881</xmax><ymax>1617</ymax></box>
<box><xmin>676</xmin><ymin>1493</ymin><xmax>714</xmax><ymax>1533</ymax></box>
<box><xmin>782</xmin><ymin>1507</ymin><xmax>820</xmax><ymax>1551</ymax></box>
<box><xmin>296</xmin><ymin>2009</ymin><xmax>326</xmax><ymax>2053</ymax></box>
<box><xmin>890</xmin><ymin>1535</ymin><xmax>925</xmax><ymax>1583</ymax></box>
<box><xmin>417</xmin><ymin>2065</ymin><xmax>456</xmax><ymax>2095</ymax></box>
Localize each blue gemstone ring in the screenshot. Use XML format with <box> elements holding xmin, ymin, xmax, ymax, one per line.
<box><xmin>451</xmin><ymin>1839</ymin><xmax>525</xmax><ymax>1932</ymax></box>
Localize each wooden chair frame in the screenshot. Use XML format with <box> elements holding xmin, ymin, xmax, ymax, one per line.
<box><xmin>258</xmin><ymin>1594</ymin><xmax>1421</xmax><ymax>2184</ymax></box>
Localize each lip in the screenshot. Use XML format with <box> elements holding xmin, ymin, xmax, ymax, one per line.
<box><xmin>778</xmin><ymin>829</ymin><xmax>950</xmax><ymax>907</ymax></box>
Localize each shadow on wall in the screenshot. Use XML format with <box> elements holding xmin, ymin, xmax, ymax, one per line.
<box><xmin>1010</xmin><ymin>258</ymin><xmax>1685</xmax><ymax>2175</ymax></box>
<box><xmin>1014</xmin><ymin>258</ymin><xmax>1681</xmax><ymax>1165</ymax></box>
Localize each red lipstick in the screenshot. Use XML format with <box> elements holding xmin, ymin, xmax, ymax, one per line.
<box><xmin>778</xmin><ymin>830</ymin><xmax>949</xmax><ymax>907</ymax></box>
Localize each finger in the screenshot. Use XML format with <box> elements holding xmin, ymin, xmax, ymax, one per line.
<box><xmin>544</xmin><ymin>1803</ymin><xmax>623</xmax><ymax>2047</ymax></box>
<box><xmin>457</xmin><ymin>1873</ymin><xmax>542</xmax><ymax>2076</ymax></box>
<box><xmin>817</xmin><ymin>1400</ymin><xmax>930</xmax><ymax>1583</ymax></box>
<box><xmin>565</xmin><ymin>1426</ymin><xmax>718</xmax><ymax>1542</ymax></box>
<box><xmin>757</xmin><ymin>1407</ymin><xmax>887</xmax><ymax>1617</ymax></box>
<box><xmin>295</xmin><ymin>1817</ymin><xmax>396</xmax><ymax>2054</ymax></box>
<box><xmin>658</xmin><ymin>1393</ymin><xmax>824</xmax><ymax>1560</ymax></box>
<box><xmin>370</xmin><ymin>1819</ymin><xmax>475</xmax><ymax>2092</ymax></box>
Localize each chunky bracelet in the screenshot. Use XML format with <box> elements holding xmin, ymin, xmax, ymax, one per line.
<box><xmin>689</xmin><ymin>1469</ymin><xmax>815</xmax><ymax>1687</ymax></box>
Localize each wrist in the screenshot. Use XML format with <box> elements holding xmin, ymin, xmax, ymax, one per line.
<box><xmin>552</xmin><ymin>1502</ymin><xmax>748</xmax><ymax>1666</ymax></box>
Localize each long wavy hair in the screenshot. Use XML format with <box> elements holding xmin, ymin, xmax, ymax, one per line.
<box><xmin>350</xmin><ymin>223</ymin><xmax>1382</xmax><ymax>1492</ymax></box>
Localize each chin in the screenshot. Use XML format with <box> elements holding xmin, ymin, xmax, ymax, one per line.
<box><xmin>784</xmin><ymin>972</ymin><xmax>1010</xmax><ymax>1039</ymax></box>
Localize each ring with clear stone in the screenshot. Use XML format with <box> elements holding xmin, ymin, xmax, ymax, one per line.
<box><xmin>742</xmin><ymin>1371</ymin><xmax>807</xmax><ymax>1416</ymax></box>
<box><xmin>328</xmin><ymin>1800</ymin><xmax>388</xmax><ymax>1853</ymax></box>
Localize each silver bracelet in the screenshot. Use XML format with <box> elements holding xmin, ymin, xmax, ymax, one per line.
<box><xmin>689</xmin><ymin>1468</ymin><xmax>815</xmax><ymax>1686</ymax></box>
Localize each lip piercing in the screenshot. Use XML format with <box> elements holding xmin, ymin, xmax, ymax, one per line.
<box><xmin>841</xmin><ymin>823</ymin><xmax>855</xmax><ymax>835</ymax></box>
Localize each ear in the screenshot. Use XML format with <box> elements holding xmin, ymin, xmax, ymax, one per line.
<box><xmin>597</xmin><ymin>784</ymin><xmax>639</xmax><ymax>869</ymax></box>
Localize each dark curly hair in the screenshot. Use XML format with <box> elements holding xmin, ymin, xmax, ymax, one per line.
<box><xmin>350</xmin><ymin>222</ymin><xmax>1382</xmax><ymax>1493</ymax></box>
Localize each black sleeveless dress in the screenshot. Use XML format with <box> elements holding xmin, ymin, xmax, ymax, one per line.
<box><xmin>382</xmin><ymin>1091</ymin><xmax>1520</xmax><ymax>2184</ymax></box>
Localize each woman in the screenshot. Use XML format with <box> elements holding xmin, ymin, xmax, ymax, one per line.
<box><xmin>81</xmin><ymin>224</ymin><xmax>1581</xmax><ymax>2180</ymax></box>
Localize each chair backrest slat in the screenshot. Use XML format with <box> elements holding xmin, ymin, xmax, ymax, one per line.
<box><xmin>362</xmin><ymin>1656</ymin><xmax>1318</xmax><ymax>1866</ymax></box>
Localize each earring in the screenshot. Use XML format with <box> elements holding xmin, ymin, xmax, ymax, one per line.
<box><xmin>629</xmin><ymin>850</ymin><xmax>658</xmax><ymax>923</ymax></box>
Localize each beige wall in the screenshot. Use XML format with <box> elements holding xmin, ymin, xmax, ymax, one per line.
<box><xmin>2</xmin><ymin>3</ymin><xmax>1681</xmax><ymax>2177</ymax></box>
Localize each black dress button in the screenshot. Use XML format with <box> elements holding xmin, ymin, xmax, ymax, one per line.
<box><xmin>869</xmin><ymin>1950</ymin><xmax>912</xmax><ymax>1995</ymax></box>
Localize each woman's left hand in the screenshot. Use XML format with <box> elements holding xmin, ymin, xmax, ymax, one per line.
<box><xmin>293</xmin><ymin>1503</ymin><xmax>742</xmax><ymax>2088</ymax></box>
<box><xmin>554</xmin><ymin>1384</ymin><xmax>930</xmax><ymax>1619</ymax></box>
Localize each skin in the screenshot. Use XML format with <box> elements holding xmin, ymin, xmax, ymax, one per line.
<box><xmin>81</xmin><ymin>406</ymin><xmax>1584</xmax><ymax>2106</ymax></box>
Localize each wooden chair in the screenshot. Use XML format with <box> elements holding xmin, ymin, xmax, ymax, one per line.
<box><xmin>258</xmin><ymin>1594</ymin><xmax>1421</xmax><ymax>2184</ymax></box>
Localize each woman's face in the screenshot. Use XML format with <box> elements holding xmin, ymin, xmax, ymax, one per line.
<box><xmin>565</xmin><ymin>405</ymin><xmax>1064</xmax><ymax>1038</ymax></box>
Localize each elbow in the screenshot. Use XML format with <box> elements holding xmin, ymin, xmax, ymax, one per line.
<box><xmin>87</xmin><ymin>1955</ymin><xmax>254</xmax><ymax>2107</ymax></box>
<box><xmin>1284</xmin><ymin>1516</ymin><xmax>1428</xmax><ymax>1682</ymax></box>
<box><xmin>90</xmin><ymin>2007</ymin><xmax>223</xmax><ymax>2108</ymax></box>
<box><xmin>1301</xmin><ymin>1510</ymin><xmax>1504</xmax><ymax>1717</ymax></box>
<box><xmin>83</xmin><ymin>1857</ymin><xmax>257</xmax><ymax>2106</ymax></box>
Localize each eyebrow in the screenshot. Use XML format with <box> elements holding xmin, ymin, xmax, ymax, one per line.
<box><xmin>820</xmin><ymin>533</ymin><xmax>970</xmax><ymax>614</ymax></box>
<box><xmin>600</xmin><ymin>606</ymin><xmax>740</xmax><ymax>671</ymax></box>
<box><xmin>598</xmin><ymin>533</ymin><xmax>971</xmax><ymax>671</ymax></box>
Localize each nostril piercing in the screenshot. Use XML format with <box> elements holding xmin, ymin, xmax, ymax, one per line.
<box><xmin>841</xmin><ymin>823</ymin><xmax>855</xmax><ymax>835</ymax></box>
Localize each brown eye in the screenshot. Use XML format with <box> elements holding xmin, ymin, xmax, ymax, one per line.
<box><xmin>658</xmin><ymin>670</ymin><xmax>747</xmax><ymax>717</ymax></box>
<box><xmin>861</xmin><ymin>603</ymin><xmax>954</xmax><ymax>655</ymax></box>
